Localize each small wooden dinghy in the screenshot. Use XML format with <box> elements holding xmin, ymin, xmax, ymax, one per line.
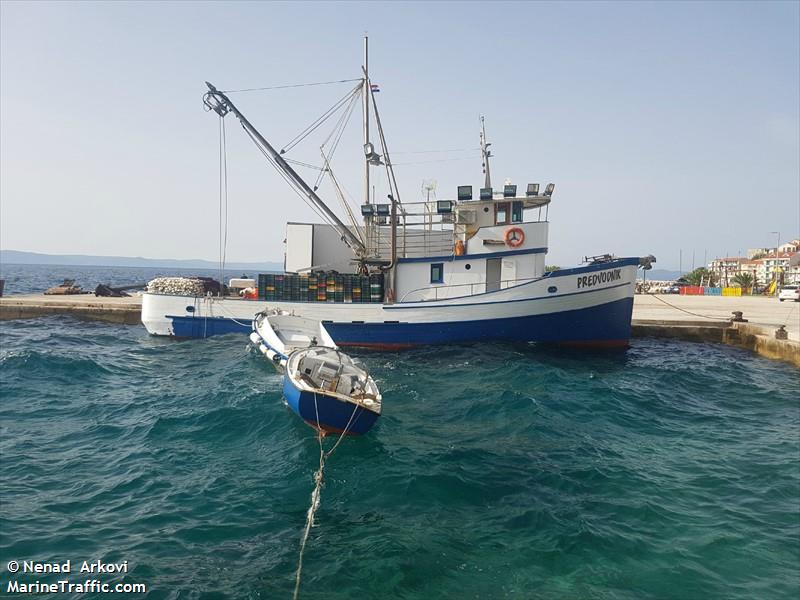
<box><xmin>250</xmin><ymin>310</ymin><xmax>337</xmax><ymax>372</ymax></box>
<box><xmin>283</xmin><ymin>346</ymin><xmax>381</xmax><ymax>435</ymax></box>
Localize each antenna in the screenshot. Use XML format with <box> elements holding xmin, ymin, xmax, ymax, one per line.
<box><xmin>479</xmin><ymin>115</ymin><xmax>492</xmax><ymax>189</ymax></box>
<box><xmin>421</xmin><ymin>179</ymin><xmax>437</xmax><ymax>230</ymax></box>
<box><xmin>421</xmin><ymin>179</ymin><xmax>438</xmax><ymax>201</ymax></box>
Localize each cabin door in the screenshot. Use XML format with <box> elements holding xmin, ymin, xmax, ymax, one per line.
<box><xmin>486</xmin><ymin>258</ymin><xmax>502</xmax><ymax>292</ymax></box>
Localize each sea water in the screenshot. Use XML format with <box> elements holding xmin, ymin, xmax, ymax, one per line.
<box><xmin>0</xmin><ymin>265</ymin><xmax>798</xmax><ymax>599</ymax></box>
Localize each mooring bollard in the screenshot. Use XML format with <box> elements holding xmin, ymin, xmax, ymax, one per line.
<box><xmin>775</xmin><ymin>325</ymin><xmax>788</xmax><ymax>340</ymax></box>
<box><xmin>731</xmin><ymin>311</ymin><xmax>748</xmax><ymax>323</ymax></box>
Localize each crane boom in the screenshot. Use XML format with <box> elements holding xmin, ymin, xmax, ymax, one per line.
<box><xmin>203</xmin><ymin>82</ymin><xmax>367</xmax><ymax>257</ymax></box>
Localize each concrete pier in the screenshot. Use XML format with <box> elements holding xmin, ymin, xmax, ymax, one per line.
<box><xmin>0</xmin><ymin>294</ymin><xmax>141</xmax><ymax>325</ymax></box>
<box><xmin>0</xmin><ymin>293</ymin><xmax>797</xmax><ymax>366</ymax></box>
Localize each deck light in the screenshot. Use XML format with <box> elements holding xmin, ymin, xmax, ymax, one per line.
<box><xmin>361</xmin><ymin>204</ymin><xmax>375</xmax><ymax>216</ymax></box>
<box><xmin>503</xmin><ymin>184</ymin><xmax>517</xmax><ymax>198</ymax></box>
<box><xmin>376</xmin><ymin>204</ymin><xmax>390</xmax><ymax>216</ymax></box>
<box><xmin>457</xmin><ymin>185</ymin><xmax>473</xmax><ymax>201</ymax></box>
<box><xmin>526</xmin><ymin>183</ymin><xmax>539</xmax><ymax>196</ymax></box>
<box><xmin>437</xmin><ymin>200</ymin><xmax>453</xmax><ymax>214</ymax></box>
<box><xmin>480</xmin><ymin>187</ymin><xmax>493</xmax><ymax>200</ymax></box>
<box><xmin>544</xmin><ymin>183</ymin><xmax>555</xmax><ymax>197</ymax></box>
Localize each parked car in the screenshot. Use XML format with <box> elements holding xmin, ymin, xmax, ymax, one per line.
<box><xmin>666</xmin><ymin>279</ymin><xmax>690</xmax><ymax>294</ymax></box>
<box><xmin>778</xmin><ymin>285</ymin><xmax>800</xmax><ymax>302</ymax></box>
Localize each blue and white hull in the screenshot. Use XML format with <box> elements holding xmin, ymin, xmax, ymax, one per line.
<box><xmin>282</xmin><ymin>345</ymin><xmax>382</xmax><ymax>435</ymax></box>
<box><xmin>142</xmin><ymin>258</ymin><xmax>640</xmax><ymax>348</ymax></box>
<box><xmin>282</xmin><ymin>377</ymin><xmax>380</xmax><ymax>435</ymax></box>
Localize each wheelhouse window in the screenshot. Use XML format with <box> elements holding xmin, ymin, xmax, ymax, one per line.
<box><xmin>430</xmin><ymin>263</ymin><xmax>444</xmax><ymax>283</ymax></box>
<box><xmin>495</xmin><ymin>202</ymin><xmax>510</xmax><ymax>225</ymax></box>
<box><xmin>511</xmin><ymin>201</ymin><xmax>524</xmax><ymax>223</ymax></box>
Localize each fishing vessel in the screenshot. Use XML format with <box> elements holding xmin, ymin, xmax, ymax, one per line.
<box><xmin>141</xmin><ymin>38</ymin><xmax>655</xmax><ymax>348</ymax></box>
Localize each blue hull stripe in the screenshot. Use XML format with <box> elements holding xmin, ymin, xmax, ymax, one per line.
<box><xmin>167</xmin><ymin>297</ymin><xmax>633</xmax><ymax>345</ymax></box>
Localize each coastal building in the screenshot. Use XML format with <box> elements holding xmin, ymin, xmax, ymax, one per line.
<box><xmin>709</xmin><ymin>256</ymin><xmax>748</xmax><ymax>286</ymax></box>
<box><xmin>709</xmin><ymin>249</ymin><xmax>799</xmax><ymax>287</ymax></box>
<box><xmin>755</xmin><ymin>252</ymin><xmax>800</xmax><ymax>286</ymax></box>
<box><xmin>747</xmin><ymin>247</ymin><xmax>773</xmax><ymax>259</ymax></box>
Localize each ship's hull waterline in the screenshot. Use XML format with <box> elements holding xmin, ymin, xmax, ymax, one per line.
<box><xmin>141</xmin><ymin>259</ymin><xmax>640</xmax><ymax>348</ymax></box>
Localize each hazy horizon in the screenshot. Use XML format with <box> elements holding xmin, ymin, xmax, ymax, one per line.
<box><xmin>1</xmin><ymin>1</ymin><xmax>798</xmax><ymax>271</ymax></box>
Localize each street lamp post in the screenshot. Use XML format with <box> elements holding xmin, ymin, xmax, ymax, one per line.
<box><xmin>770</xmin><ymin>231</ymin><xmax>780</xmax><ymax>293</ymax></box>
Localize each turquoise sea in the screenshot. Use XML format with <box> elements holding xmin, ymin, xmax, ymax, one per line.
<box><xmin>0</xmin><ymin>265</ymin><xmax>798</xmax><ymax>599</ymax></box>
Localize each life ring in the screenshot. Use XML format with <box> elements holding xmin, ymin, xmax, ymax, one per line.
<box><xmin>454</xmin><ymin>240</ymin><xmax>465</xmax><ymax>256</ymax></box>
<box><xmin>504</xmin><ymin>227</ymin><xmax>525</xmax><ymax>248</ymax></box>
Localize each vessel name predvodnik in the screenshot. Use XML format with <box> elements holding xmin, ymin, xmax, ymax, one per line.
<box><xmin>141</xmin><ymin>38</ymin><xmax>655</xmax><ymax>347</ymax></box>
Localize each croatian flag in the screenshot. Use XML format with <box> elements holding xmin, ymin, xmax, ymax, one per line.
<box><xmin>370</xmin><ymin>83</ymin><xmax>380</xmax><ymax>93</ymax></box>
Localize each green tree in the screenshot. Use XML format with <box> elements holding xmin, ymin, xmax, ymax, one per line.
<box><xmin>545</xmin><ymin>265</ymin><xmax>560</xmax><ymax>273</ymax></box>
<box><xmin>750</xmin><ymin>252</ymin><xmax>767</xmax><ymax>260</ymax></box>
<box><xmin>732</xmin><ymin>272</ymin><xmax>754</xmax><ymax>289</ymax></box>
<box><xmin>684</xmin><ymin>267</ymin><xmax>717</xmax><ymax>286</ymax></box>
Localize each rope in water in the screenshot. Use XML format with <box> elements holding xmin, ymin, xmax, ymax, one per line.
<box><xmin>292</xmin><ymin>389</ymin><xmax>360</xmax><ymax>600</ymax></box>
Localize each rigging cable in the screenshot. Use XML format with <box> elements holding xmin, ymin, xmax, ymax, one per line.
<box><xmin>324</xmin><ymin>159</ymin><xmax>367</xmax><ymax>247</ymax></box>
<box><xmin>281</xmin><ymin>83</ymin><xmax>363</xmax><ymax>154</ymax></box>
<box><xmin>221</xmin><ymin>78</ymin><xmax>363</xmax><ymax>94</ymax></box>
<box><xmin>391</xmin><ymin>146</ymin><xmax>480</xmax><ymax>155</ymax></box>
<box><xmin>313</xmin><ymin>87</ymin><xmax>361</xmax><ymax>190</ymax></box>
<box><xmin>239</xmin><ymin>123</ymin><xmax>344</xmax><ymax>239</ymax></box>
<box><xmin>392</xmin><ymin>154</ymin><xmax>481</xmax><ymax>166</ymax></box>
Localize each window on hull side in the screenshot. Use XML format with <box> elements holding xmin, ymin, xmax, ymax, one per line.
<box><xmin>430</xmin><ymin>263</ymin><xmax>444</xmax><ymax>283</ymax></box>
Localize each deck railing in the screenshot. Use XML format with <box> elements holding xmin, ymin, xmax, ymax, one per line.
<box><xmin>398</xmin><ymin>275</ymin><xmax>547</xmax><ymax>303</ymax></box>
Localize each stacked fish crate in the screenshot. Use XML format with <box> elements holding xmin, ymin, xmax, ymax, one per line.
<box><xmin>258</xmin><ymin>273</ymin><xmax>384</xmax><ymax>303</ymax></box>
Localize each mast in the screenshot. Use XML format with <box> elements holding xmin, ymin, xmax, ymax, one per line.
<box><xmin>480</xmin><ymin>115</ymin><xmax>492</xmax><ymax>189</ymax></box>
<box><xmin>203</xmin><ymin>82</ymin><xmax>367</xmax><ymax>257</ymax></box>
<box><xmin>363</xmin><ymin>35</ymin><xmax>370</xmax><ymax>206</ymax></box>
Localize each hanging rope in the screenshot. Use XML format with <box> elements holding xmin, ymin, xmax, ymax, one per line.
<box><xmin>218</xmin><ymin>116</ymin><xmax>229</xmax><ymax>290</ymax></box>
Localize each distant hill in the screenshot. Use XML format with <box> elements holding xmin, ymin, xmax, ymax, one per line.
<box><xmin>0</xmin><ymin>250</ymin><xmax>282</xmax><ymax>272</ymax></box>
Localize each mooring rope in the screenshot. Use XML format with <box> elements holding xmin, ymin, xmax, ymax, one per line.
<box><xmin>644</xmin><ymin>291</ymin><xmax>730</xmax><ymax>321</ymax></box>
<box><xmin>781</xmin><ymin>301</ymin><xmax>797</xmax><ymax>328</ymax></box>
<box><xmin>292</xmin><ymin>390</ymin><xmax>360</xmax><ymax>600</ymax></box>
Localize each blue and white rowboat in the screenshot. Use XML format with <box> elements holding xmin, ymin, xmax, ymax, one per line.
<box><xmin>283</xmin><ymin>346</ymin><xmax>382</xmax><ymax>436</ymax></box>
<box><xmin>250</xmin><ymin>310</ymin><xmax>337</xmax><ymax>371</ymax></box>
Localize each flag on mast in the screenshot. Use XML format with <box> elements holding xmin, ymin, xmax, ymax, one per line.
<box><xmin>370</xmin><ymin>83</ymin><xmax>380</xmax><ymax>93</ymax></box>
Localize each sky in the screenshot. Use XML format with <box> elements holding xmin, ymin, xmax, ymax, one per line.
<box><xmin>1</xmin><ymin>0</ymin><xmax>798</xmax><ymax>270</ymax></box>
